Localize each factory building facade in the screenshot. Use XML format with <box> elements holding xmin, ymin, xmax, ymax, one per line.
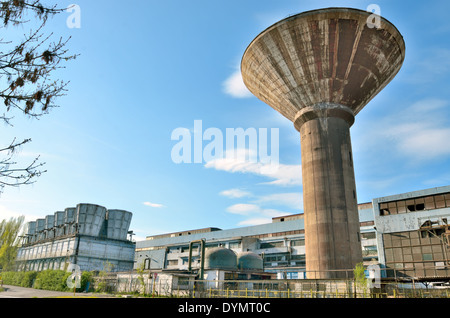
<box><xmin>135</xmin><ymin>202</ymin><xmax>376</xmax><ymax>279</ymax></box>
<box><xmin>135</xmin><ymin>186</ymin><xmax>450</xmax><ymax>282</ymax></box>
<box><xmin>373</xmin><ymin>186</ymin><xmax>450</xmax><ymax>280</ymax></box>
<box><xmin>16</xmin><ymin>203</ymin><xmax>135</xmax><ymax>272</ymax></box>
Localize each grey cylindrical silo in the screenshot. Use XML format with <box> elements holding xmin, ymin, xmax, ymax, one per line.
<box><xmin>76</xmin><ymin>203</ymin><xmax>107</xmax><ymax>237</ymax></box>
<box><xmin>106</xmin><ymin>209</ymin><xmax>132</xmax><ymax>241</ymax></box>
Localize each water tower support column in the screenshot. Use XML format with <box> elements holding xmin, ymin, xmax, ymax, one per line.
<box><xmin>294</xmin><ymin>103</ymin><xmax>362</xmax><ymax>279</ymax></box>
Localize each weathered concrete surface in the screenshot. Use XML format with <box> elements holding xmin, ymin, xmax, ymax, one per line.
<box><xmin>241</xmin><ymin>8</ymin><xmax>405</xmax><ymax>121</ymax></box>
<box><xmin>241</xmin><ymin>8</ymin><xmax>405</xmax><ymax>278</ymax></box>
<box><xmin>298</xmin><ymin>104</ymin><xmax>361</xmax><ymax>278</ymax></box>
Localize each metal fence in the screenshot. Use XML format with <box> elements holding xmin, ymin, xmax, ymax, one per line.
<box><xmin>190</xmin><ymin>280</ymin><xmax>450</xmax><ymax>298</ymax></box>
<box><xmin>95</xmin><ymin>274</ymin><xmax>450</xmax><ymax>298</ymax></box>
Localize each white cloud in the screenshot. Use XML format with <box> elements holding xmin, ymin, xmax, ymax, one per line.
<box><xmin>205</xmin><ymin>153</ymin><xmax>301</xmax><ymax>186</ymax></box>
<box><xmin>222</xmin><ymin>69</ymin><xmax>253</xmax><ymax>98</ymax></box>
<box><xmin>211</xmin><ymin>148</ymin><xmax>302</xmax><ymax>226</ymax></box>
<box><xmin>396</xmin><ymin>127</ymin><xmax>450</xmax><ymax>159</ymax></box>
<box><xmin>0</xmin><ymin>205</ymin><xmax>41</xmax><ymax>223</ymax></box>
<box><xmin>237</xmin><ymin>218</ymin><xmax>272</xmax><ymax>226</ymax></box>
<box><xmin>143</xmin><ymin>201</ymin><xmax>165</xmax><ymax>208</ymax></box>
<box><xmin>257</xmin><ymin>192</ymin><xmax>303</xmax><ymax>209</ymax></box>
<box><xmin>235</xmin><ymin>207</ymin><xmax>291</xmax><ymax>226</ymax></box>
<box><xmin>220</xmin><ymin>188</ymin><xmax>252</xmax><ymax>198</ymax></box>
<box><xmin>405</xmin><ymin>48</ymin><xmax>450</xmax><ymax>84</ymax></box>
<box><xmin>225</xmin><ymin>202</ymin><xmax>293</xmax><ymax>227</ymax></box>
<box><xmin>355</xmin><ymin>98</ymin><xmax>450</xmax><ymax>163</ymax></box>
<box><xmin>409</xmin><ymin>98</ymin><xmax>447</xmax><ymax>113</ymax></box>
<box><xmin>226</xmin><ymin>203</ymin><xmax>260</xmax><ymax>215</ymax></box>
<box><xmin>380</xmin><ymin>99</ymin><xmax>450</xmax><ymax>161</ymax></box>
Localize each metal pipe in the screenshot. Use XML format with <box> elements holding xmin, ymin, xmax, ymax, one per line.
<box><xmin>162</xmin><ymin>247</ymin><xmax>168</xmax><ymax>269</ymax></box>
<box><xmin>188</xmin><ymin>239</ymin><xmax>205</xmax><ymax>279</ymax></box>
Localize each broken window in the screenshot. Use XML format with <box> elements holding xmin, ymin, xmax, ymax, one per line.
<box><xmin>415</xmin><ymin>198</ymin><xmax>425</xmax><ymax>210</ymax></box>
<box><xmin>406</xmin><ymin>200</ymin><xmax>415</xmax><ymax>212</ymax></box>
<box><xmin>380</xmin><ymin>203</ymin><xmax>390</xmax><ymax>215</ymax></box>
<box><xmin>388</xmin><ymin>202</ymin><xmax>397</xmax><ymax>214</ymax></box>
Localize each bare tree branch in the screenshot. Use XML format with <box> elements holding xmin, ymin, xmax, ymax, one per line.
<box><xmin>0</xmin><ymin>1</ymin><xmax>75</xmax><ymax>194</ymax></box>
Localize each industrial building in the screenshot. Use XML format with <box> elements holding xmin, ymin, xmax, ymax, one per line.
<box><xmin>135</xmin><ymin>186</ymin><xmax>450</xmax><ymax>283</ymax></box>
<box><xmin>374</xmin><ymin>186</ymin><xmax>450</xmax><ymax>280</ymax></box>
<box><xmin>16</xmin><ymin>203</ymin><xmax>135</xmax><ymax>272</ymax></box>
<box><xmin>134</xmin><ymin>204</ymin><xmax>374</xmax><ymax>279</ymax></box>
<box><xmin>117</xmin><ymin>246</ymin><xmax>275</xmax><ymax>296</ymax></box>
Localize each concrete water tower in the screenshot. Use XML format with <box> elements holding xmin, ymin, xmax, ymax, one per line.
<box><xmin>241</xmin><ymin>8</ymin><xmax>405</xmax><ymax>278</ymax></box>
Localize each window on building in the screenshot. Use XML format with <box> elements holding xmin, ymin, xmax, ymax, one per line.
<box><xmin>287</xmin><ymin>272</ymin><xmax>299</xmax><ymax>279</ymax></box>
<box><xmin>229</xmin><ymin>241</ymin><xmax>241</xmax><ymax>249</ymax></box>
<box><xmin>177</xmin><ymin>277</ymin><xmax>190</xmax><ymax>287</ymax></box>
<box><xmin>291</xmin><ymin>239</ymin><xmax>305</xmax><ymax>246</ymax></box>
<box><xmin>167</xmin><ymin>259</ymin><xmax>178</xmax><ymax>266</ymax></box>
<box><xmin>445</xmin><ymin>194</ymin><xmax>450</xmax><ymax>207</ymax></box>
<box><xmin>380</xmin><ymin>192</ymin><xmax>450</xmax><ymax>216</ymax></box>
<box><xmin>361</xmin><ymin>232</ymin><xmax>376</xmax><ymax>240</ymax></box>
<box><xmin>435</xmin><ymin>195</ymin><xmax>446</xmax><ymax>209</ymax></box>
<box><xmin>260</xmin><ymin>241</ymin><xmax>284</xmax><ymax>249</ymax></box>
<box><xmin>397</xmin><ymin>200</ymin><xmax>407</xmax><ymax>214</ymax></box>
<box><xmin>380</xmin><ymin>203</ymin><xmax>390</xmax><ymax>215</ymax></box>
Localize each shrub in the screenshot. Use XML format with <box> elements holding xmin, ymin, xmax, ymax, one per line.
<box><xmin>80</xmin><ymin>271</ymin><xmax>93</xmax><ymax>292</ymax></box>
<box><xmin>1</xmin><ymin>271</ymin><xmax>18</xmax><ymax>285</ymax></box>
<box><xmin>1</xmin><ymin>269</ymin><xmax>94</xmax><ymax>292</ymax></box>
<box><xmin>20</xmin><ymin>271</ymin><xmax>37</xmax><ymax>288</ymax></box>
<box><xmin>34</xmin><ymin>270</ymin><xmax>71</xmax><ymax>291</ymax></box>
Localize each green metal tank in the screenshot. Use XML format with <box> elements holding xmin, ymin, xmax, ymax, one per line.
<box><xmin>237</xmin><ymin>251</ymin><xmax>263</xmax><ymax>271</ymax></box>
<box><xmin>204</xmin><ymin>247</ymin><xmax>237</xmax><ymax>270</ymax></box>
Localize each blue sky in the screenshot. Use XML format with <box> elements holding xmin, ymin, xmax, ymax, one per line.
<box><xmin>1</xmin><ymin>0</ymin><xmax>450</xmax><ymax>241</ymax></box>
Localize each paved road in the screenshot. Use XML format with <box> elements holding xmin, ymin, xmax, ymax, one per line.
<box><xmin>0</xmin><ymin>285</ymin><xmax>106</xmax><ymax>298</ymax></box>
